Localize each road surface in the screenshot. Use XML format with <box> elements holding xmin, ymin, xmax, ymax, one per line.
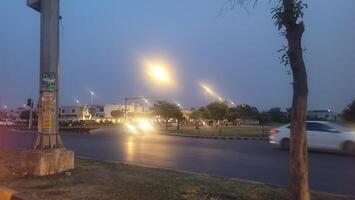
<box><xmin>1</xmin><ymin>127</ymin><xmax>355</xmax><ymax>196</ymax></box>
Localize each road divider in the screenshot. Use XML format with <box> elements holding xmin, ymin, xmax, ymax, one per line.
<box><xmin>161</xmin><ymin>132</ymin><xmax>268</xmax><ymax>141</ymax></box>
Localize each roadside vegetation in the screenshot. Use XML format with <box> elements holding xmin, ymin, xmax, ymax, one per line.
<box><xmin>163</xmin><ymin>125</ymin><xmax>279</xmax><ymax>138</ymax></box>
<box><xmin>1</xmin><ymin>157</ymin><xmax>353</xmax><ymax>200</ymax></box>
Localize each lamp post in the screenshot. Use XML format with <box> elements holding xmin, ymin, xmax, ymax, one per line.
<box><xmin>89</xmin><ymin>90</ymin><xmax>95</xmax><ymax>106</ymax></box>
<box><xmin>75</xmin><ymin>99</ymin><xmax>81</xmax><ymax>105</ymax></box>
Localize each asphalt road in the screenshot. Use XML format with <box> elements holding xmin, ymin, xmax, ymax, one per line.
<box><xmin>1</xmin><ymin>127</ymin><xmax>355</xmax><ymax>196</ymax></box>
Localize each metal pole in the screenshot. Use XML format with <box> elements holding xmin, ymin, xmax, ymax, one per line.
<box><xmin>124</xmin><ymin>98</ymin><xmax>127</xmax><ymax>122</ymax></box>
<box><xmin>28</xmin><ymin>107</ymin><xmax>33</xmax><ymax>130</ymax></box>
<box><xmin>29</xmin><ymin>0</ymin><xmax>63</xmax><ymax>149</ymax></box>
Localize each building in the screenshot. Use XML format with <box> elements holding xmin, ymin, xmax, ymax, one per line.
<box><xmin>307</xmin><ymin>110</ymin><xmax>337</xmax><ymax>121</ymax></box>
<box><xmin>0</xmin><ymin>107</ymin><xmax>30</xmax><ymax>122</ymax></box>
<box><xmin>59</xmin><ymin>106</ymin><xmax>84</xmax><ymax>122</ymax></box>
<box><xmin>58</xmin><ymin>103</ymin><xmax>151</xmax><ymax>123</ymax></box>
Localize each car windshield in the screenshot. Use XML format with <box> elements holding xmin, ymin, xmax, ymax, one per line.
<box><xmin>327</xmin><ymin>122</ymin><xmax>351</xmax><ymax>132</ymax></box>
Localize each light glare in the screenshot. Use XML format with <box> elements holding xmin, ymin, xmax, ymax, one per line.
<box><xmin>149</xmin><ymin>65</ymin><xmax>170</xmax><ymax>83</ymax></box>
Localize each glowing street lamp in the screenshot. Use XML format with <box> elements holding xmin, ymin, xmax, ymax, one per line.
<box><xmin>200</xmin><ymin>83</ymin><xmax>224</xmax><ymax>102</ymax></box>
<box><xmin>148</xmin><ymin>64</ymin><xmax>172</xmax><ymax>84</ymax></box>
<box><xmin>200</xmin><ymin>84</ymin><xmax>215</xmax><ymax>96</ymax></box>
<box><xmin>88</xmin><ymin>90</ymin><xmax>95</xmax><ymax>105</ymax></box>
<box><xmin>74</xmin><ymin>98</ymin><xmax>81</xmax><ymax>105</ymax></box>
<box><xmin>143</xmin><ymin>98</ymin><xmax>149</xmax><ymax>104</ymax></box>
<box><xmin>175</xmin><ymin>101</ymin><xmax>182</xmax><ymax>108</ymax></box>
<box><xmin>142</xmin><ymin>98</ymin><xmax>152</xmax><ymax>106</ymax></box>
<box><xmin>229</xmin><ymin>100</ymin><xmax>236</xmax><ymax>107</ymax></box>
<box><xmin>148</xmin><ymin>64</ymin><xmax>171</xmax><ymax>84</ymax></box>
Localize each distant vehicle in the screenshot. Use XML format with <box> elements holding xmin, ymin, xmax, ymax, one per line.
<box><xmin>124</xmin><ymin>120</ymin><xmax>154</xmax><ymax>134</ymax></box>
<box><xmin>0</xmin><ymin>121</ymin><xmax>15</xmax><ymax>126</ymax></box>
<box><xmin>269</xmin><ymin>121</ymin><xmax>355</xmax><ymax>155</ymax></box>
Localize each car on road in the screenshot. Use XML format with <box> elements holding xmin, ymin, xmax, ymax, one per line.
<box><xmin>269</xmin><ymin>121</ymin><xmax>355</xmax><ymax>155</ymax></box>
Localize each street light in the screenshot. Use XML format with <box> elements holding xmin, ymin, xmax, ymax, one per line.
<box><xmin>142</xmin><ymin>98</ymin><xmax>151</xmax><ymax>106</ymax></box>
<box><xmin>199</xmin><ymin>83</ymin><xmax>224</xmax><ymax>102</ymax></box>
<box><xmin>74</xmin><ymin>98</ymin><xmax>81</xmax><ymax>105</ymax></box>
<box><xmin>147</xmin><ymin>64</ymin><xmax>172</xmax><ymax>84</ymax></box>
<box><xmin>228</xmin><ymin>99</ymin><xmax>236</xmax><ymax>107</ymax></box>
<box><xmin>175</xmin><ymin>101</ymin><xmax>182</xmax><ymax>108</ymax></box>
<box><xmin>88</xmin><ymin>90</ymin><xmax>95</xmax><ymax>105</ymax></box>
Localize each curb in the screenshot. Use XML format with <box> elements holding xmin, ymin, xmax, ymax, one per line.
<box><xmin>0</xmin><ymin>187</ymin><xmax>34</xmax><ymax>200</ymax></box>
<box><xmin>161</xmin><ymin>133</ymin><xmax>269</xmax><ymax>141</ymax></box>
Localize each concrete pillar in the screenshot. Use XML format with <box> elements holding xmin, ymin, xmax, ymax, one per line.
<box><xmin>28</xmin><ymin>0</ymin><xmax>63</xmax><ymax>149</ymax></box>
<box><xmin>25</xmin><ymin>0</ymin><xmax>74</xmax><ymax>176</ymax></box>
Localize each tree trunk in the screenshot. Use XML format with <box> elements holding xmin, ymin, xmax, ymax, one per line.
<box><xmin>286</xmin><ymin>21</ymin><xmax>310</xmax><ymax>200</ymax></box>
<box><xmin>177</xmin><ymin>120</ymin><xmax>180</xmax><ymax>130</ymax></box>
<box><xmin>165</xmin><ymin>119</ymin><xmax>168</xmax><ymax>130</ymax></box>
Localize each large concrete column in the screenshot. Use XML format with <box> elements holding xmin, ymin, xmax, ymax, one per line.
<box><xmin>23</xmin><ymin>0</ymin><xmax>74</xmax><ymax>176</ymax></box>
<box><xmin>28</xmin><ymin>0</ymin><xmax>63</xmax><ymax>149</ymax></box>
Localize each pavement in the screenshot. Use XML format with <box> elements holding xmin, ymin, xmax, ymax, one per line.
<box><xmin>1</xmin><ymin>127</ymin><xmax>355</xmax><ymax>196</ymax></box>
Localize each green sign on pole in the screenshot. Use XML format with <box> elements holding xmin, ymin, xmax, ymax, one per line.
<box><xmin>42</xmin><ymin>72</ymin><xmax>56</xmax><ymax>92</ymax></box>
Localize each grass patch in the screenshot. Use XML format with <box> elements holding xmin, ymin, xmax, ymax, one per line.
<box><xmin>162</xmin><ymin>125</ymin><xmax>280</xmax><ymax>138</ymax></box>
<box><xmin>1</xmin><ymin>158</ymin><xmax>353</xmax><ymax>200</ymax></box>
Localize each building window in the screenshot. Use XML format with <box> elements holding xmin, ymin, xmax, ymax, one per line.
<box><xmin>72</xmin><ymin>109</ymin><xmax>75</xmax><ymax>113</ymax></box>
<box><xmin>62</xmin><ymin>109</ymin><xmax>65</xmax><ymax>113</ymax></box>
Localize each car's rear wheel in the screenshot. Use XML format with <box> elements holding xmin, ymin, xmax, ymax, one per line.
<box><xmin>280</xmin><ymin>138</ymin><xmax>290</xmax><ymax>150</ymax></box>
<box><xmin>342</xmin><ymin>141</ymin><xmax>355</xmax><ymax>155</ymax></box>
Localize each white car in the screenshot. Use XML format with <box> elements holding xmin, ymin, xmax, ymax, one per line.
<box><xmin>269</xmin><ymin>121</ymin><xmax>355</xmax><ymax>155</ymax></box>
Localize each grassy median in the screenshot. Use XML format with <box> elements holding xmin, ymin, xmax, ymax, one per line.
<box><xmin>163</xmin><ymin>125</ymin><xmax>279</xmax><ymax>138</ymax></box>
<box><xmin>164</xmin><ymin>122</ymin><xmax>355</xmax><ymax>139</ymax></box>
<box><xmin>0</xmin><ymin>157</ymin><xmax>353</xmax><ymax>200</ymax></box>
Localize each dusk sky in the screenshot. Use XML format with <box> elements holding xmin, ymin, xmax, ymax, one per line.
<box><xmin>1</xmin><ymin>0</ymin><xmax>354</xmax><ymax>112</ymax></box>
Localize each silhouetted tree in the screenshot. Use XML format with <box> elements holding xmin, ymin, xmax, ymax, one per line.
<box><xmin>342</xmin><ymin>99</ymin><xmax>355</xmax><ymax>122</ymax></box>
<box><xmin>257</xmin><ymin>112</ymin><xmax>272</xmax><ymax>137</ymax></box>
<box><xmin>268</xmin><ymin>107</ymin><xmax>288</xmax><ymax>123</ymax></box>
<box><xmin>228</xmin><ymin>104</ymin><xmax>259</xmax><ymax>122</ymax></box>
<box><xmin>152</xmin><ymin>101</ymin><xmax>183</xmax><ymax>130</ymax></box>
<box><xmin>206</xmin><ymin>101</ymin><xmax>229</xmax><ymax>133</ymax></box>
<box><xmin>190</xmin><ymin>110</ymin><xmax>204</xmax><ymax>129</ymax></box>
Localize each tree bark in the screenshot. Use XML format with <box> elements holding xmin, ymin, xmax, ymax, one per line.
<box><xmin>286</xmin><ymin>21</ymin><xmax>310</xmax><ymax>200</ymax></box>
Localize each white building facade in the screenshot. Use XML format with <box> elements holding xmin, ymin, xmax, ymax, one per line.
<box><xmin>59</xmin><ymin>103</ymin><xmax>150</xmax><ymax>123</ymax></box>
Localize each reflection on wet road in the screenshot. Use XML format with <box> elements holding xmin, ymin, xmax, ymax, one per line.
<box><xmin>1</xmin><ymin>127</ymin><xmax>355</xmax><ymax>196</ymax></box>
